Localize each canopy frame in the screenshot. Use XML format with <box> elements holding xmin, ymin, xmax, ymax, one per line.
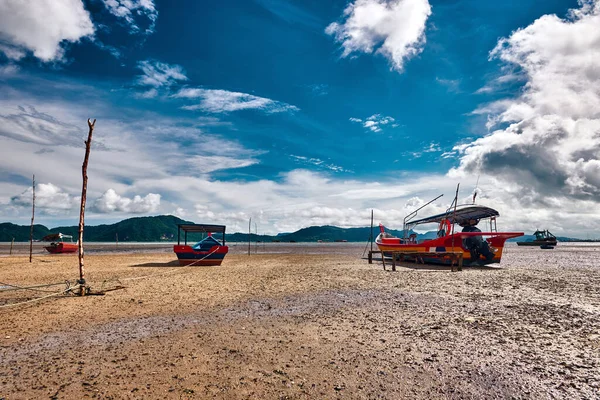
<box><xmin>406</xmin><ymin>205</ymin><xmax>500</xmax><ymax>229</ymax></box>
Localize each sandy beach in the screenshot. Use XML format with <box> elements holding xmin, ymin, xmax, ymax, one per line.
<box><xmin>1</xmin><ymin>243</ymin><xmax>600</xmax><ymax>399</ymax></box>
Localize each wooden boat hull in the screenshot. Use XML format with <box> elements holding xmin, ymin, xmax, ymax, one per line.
<box><xmin>173</xmin><ymin>245</ymin><xmax>229</xmax><ymax>266</ymax></box>
<box><xmin>376</xmin><ymin>232</ymin><xmax>523</xmax><ymax>266</ymax></box>
<box><xmin>517</xmin><ymin>240</ymin><xmax>557</xmax><ymax>246</ymax></box>
<box><xmin>44</xmin><ymin>242</ymin><xmax>78</xmax><ymax>254</ymax></box>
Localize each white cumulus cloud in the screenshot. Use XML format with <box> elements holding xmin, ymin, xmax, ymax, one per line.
<box><xmin>0</xmin><ymin>0</ymin><xmax>94</xmax><ymax>62</ymax></box>
<box><xmin>350</xmin><ymin>114</ymin><xmax>396</xmax><ymax>132</ymax></box>
<box><xmin>326</xmin><ymin>0</ymin><xmax>431</xmax><ymax>72</ymax></box>
<box><xmin>10</xmin><ymin>183</ymin><xmax>80</xmax><ymax>214</ymax></box>
<box><xmin>93</xmin><ymin>189</ymin><xmax>161</xmax><ymax>213</ymax></box>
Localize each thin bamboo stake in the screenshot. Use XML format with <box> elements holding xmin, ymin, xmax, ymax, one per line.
<box><xmin>247</xmin><ymin>217</ymin><xmax>251</xmax><ymax>256</ymax></box>
<box><xmin>78</xmin><ymin>118</ymin><xmax>95</xmax><ymax>296</ymax></box>
<box><xmin>29</xmin><ymin>175</ymin><xmax>35</xmax><ymax>263</ymax></box>
<box><xmin>10</xmin><ymin>238</ymin><xmax>14</xmax><ymax>255</ymax></box>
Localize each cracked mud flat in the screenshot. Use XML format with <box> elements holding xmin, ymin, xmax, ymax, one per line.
<box><xmin>1</xmin><ymin>243</ymin><xmax>600</xmax><ymax>399</ymax></box>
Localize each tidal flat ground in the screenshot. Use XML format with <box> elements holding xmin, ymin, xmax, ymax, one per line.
<box><xmin>1</xmin><ymin>242</ymin><xmax>599</xmax><ymax>399</ymax></box>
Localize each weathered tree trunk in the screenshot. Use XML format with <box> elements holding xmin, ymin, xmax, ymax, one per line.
<box><xmin>29</xmin><ymin>175</ymin><xmax>35</xmax><ymax>263</ymax></box>
<box><xmin>78</xmin><ymin>119</ymin><xmax>95</xmax><ymax>296</ymax></box>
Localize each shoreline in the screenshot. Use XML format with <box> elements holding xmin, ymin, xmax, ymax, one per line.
<box><xmin>1</xmin><ymin>245</ymin><xmax>599</xmax><ymax>398</ymax></box>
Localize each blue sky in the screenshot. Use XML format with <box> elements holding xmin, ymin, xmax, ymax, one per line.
<box><xmin>1</xmin><ymin>0</ymin><xmax>599</xmax><ymax>236</ymax></box>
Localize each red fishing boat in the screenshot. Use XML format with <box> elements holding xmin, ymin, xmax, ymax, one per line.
<box><xmin>173</xmin><ymin>224</ymin><xmax>229</xmax><ymax>266</ymax></box>
<box><xmin>43</xmin><ymin>233</ymin><xmax>78</xmax><ymax>254</ymax></box>
<box><xmin>376</xmin><ymin>200</ymin><xmax>523</xmax><ymax>267</ymax></box>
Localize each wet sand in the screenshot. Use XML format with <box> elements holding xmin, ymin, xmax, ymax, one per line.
<box><xmin>1</xmin><ymin>243</ymin><xmax>599</xmax><ymax>399</ymax></box>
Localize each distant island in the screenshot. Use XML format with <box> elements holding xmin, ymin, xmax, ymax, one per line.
<box><xmin>0</xmin><ymin>215</ymin><xmax>595</xmax><ymax>243</ymax></box>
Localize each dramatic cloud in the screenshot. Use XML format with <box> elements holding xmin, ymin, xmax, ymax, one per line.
<box><xmin>349</xmin><ymin>114</ymin><xmax>397</xmax><ymax>132</ymax></box>
<box><xmin>93</xmin><ymin>189</ymin><xmax>161</xmax><ymax>213</ymax></box>
<box><xmin>136</xmin><ymin>60</ymin><xmax>188</xmax><ymax>88</ymax></box>
<box><xmin>326</xmin><ymin>0</ymin><xmax>431</xmax><ymax>72</ymax></box>
<box><xmin>452</xmin><ymin>1</ymin><xmax>600</xmax><ymax>203</ymax></box>
<box><xmin>174</xmin><ymin>88</ymin><xmax>299</xmax><ymax>113</ymax></box>
<box><xmin>0</xmin><ymin>0</ymin><xmax>94</xmax><ymax>62</ymax></box>
<box><xmin>101</xmin><ymin>0</ymin><xmax>158</xmax><ymax>34</ymax></box>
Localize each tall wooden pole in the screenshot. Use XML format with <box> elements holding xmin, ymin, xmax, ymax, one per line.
<box><xmin>29</xmin><ymin>175</ymin><xmax>35</xmax><ymax>263</ymax></box>
<box><xmin>370</xmin><ymin>209</ymin><xmax>374</xmax><ymax>253</ymax></box>
<box><xmin>78</xmin><ymin>119</ymin><xmax>95</xmax><ymax>295</ymax></box>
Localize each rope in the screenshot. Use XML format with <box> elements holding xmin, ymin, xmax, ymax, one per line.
<box><xmin>0</xmin><ymin>284</ymin><xmax>81</xmax><ymax>309</ymax></box>
<box><xmin>120</xmin><ymin>246</ymin><xmax>223</xmax><ymax>282</ymax></box>
<box><xmin>0</xmin><ymin>281</ymin><xmax>67</xmax><ymax>293</ymax></box>
<box><xmin>1</xmin><ymin>247</ymin><xmax>224</xmax><ymax>307</ymax></box>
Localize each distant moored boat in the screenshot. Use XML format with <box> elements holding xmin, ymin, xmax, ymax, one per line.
<box><xmin>517</xmin><ymin>230</ymin><xmax>557</xmax><ymax>247</ymax></box>
<box><xmin>42</xmin><ymin>233</ymin><xmax>78</xmax><ymax>254</ymax></box>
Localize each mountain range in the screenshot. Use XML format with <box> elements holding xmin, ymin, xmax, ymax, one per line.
<box><xmin>0</xmin><ymin>215</ymin><xmax>591</xmax><ymax>243</ymax></box>
<box><xmin>0</xmin><ymin>215</ymin><xmax>425</xmax><ymax>243</ymax></box>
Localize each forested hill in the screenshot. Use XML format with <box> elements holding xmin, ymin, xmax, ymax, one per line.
<box><xmin>0</xmin><ymin>216</ymin><xmax>426</xmax><ymax>242</ymax></box>
<box><xmin>0</xmin><ymin>215</ymin><xmax>193</xmax><ymax>242</ymax></box>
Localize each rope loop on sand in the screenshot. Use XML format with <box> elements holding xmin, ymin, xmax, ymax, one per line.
<box><xmin>0</xmin><ymin>284</ymin><xmax>81</xmax><ymax>309</ymax></box>
<box><xmin>1</xmin><ymin>247</ymin><xmax>224</xmax><ymax>308</ymax></box>
<box><xmin>0</xmin><ymin>281</ymin><xmax>69</xmax><ymax>293</ymax></box>
<box><xmin>120</xmin><ymin>246</ymin><xmax>223</xmax><ymax>282</ymax></box>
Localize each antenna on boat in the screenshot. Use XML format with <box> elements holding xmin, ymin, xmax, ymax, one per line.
<box><xmin>402</xmin><ymin>194</ymin><xmax>443</xmax><ymax>239</ymax></box>
<box><xmin>472</xmin><ymin>175</ymin><xmax>480</xmax><ymax>204</ymax></box>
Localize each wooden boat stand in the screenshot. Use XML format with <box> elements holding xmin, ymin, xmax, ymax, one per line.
<box><xmin>368</xmin><ymin>250</ymin><xmax>463</xmax><ymax>272</ymax></box>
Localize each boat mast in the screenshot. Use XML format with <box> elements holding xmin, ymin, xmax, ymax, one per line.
<box><xmin>450</xmin><ymin>183</ymin><xmax>460</xmax><ymax>252</ymax></box>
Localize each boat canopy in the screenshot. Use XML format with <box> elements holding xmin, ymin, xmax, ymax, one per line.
<box><xmin>178</xmin><ymin>224</ymin><xmax>226</xmax><ymax>233</ymax></box>
<box><xmin>177</xmin><ymin>224</ymin><xmax>226</xmax><ymax>246</ymax></box>
<box><xmin>42</xmin><ymin>233</ymin><xmax>73</xmax><ymax>242</ymax></box>
<box><xmin>534</xmin><ymin>230</ymin><xmax>555</xmax><ymax>239</ymax></box>
<box><xmin>409</xmin><ymin>205</ymin><xmax>499</xmax><ymax>227</ymax></box>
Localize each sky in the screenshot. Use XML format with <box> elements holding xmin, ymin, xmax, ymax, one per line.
<box><xmin>0</xmin><ymin>0</ymin><xmax>599</xmax><ymax>237</ymax></box>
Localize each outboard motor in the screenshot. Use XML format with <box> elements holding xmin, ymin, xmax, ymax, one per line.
<box><xmin>462</xmin><ymin>221</ymin><xmax>495</xmax><ymax>264</ymax></box>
